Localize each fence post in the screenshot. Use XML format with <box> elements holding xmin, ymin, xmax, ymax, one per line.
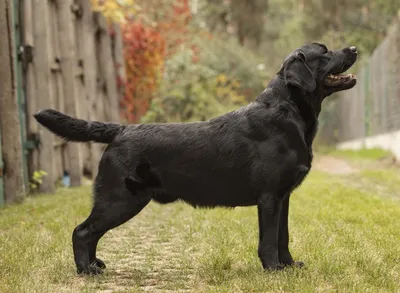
<box><xmin>13</xmin><ymin>0</ymin><xmax>30</xmax><ymax>189</ymax></box>
<box><xmin>364</xmin><ymin>62</ymin><xmax>371</xmax><ymax>138</ymax></box>
<box><xmin>56</xmin><ymin>0</ymin><xmax>82</xmax><ymax>186</ymax></box>
<box><xmin>23</xmin><ymin>0</ymin><xmax>40</xmax><ymax>181</ymax></box>
<box><xmin>0</xmin><ymin>0</ymin><xmax>26</xmax><ymax>203</ymax></box>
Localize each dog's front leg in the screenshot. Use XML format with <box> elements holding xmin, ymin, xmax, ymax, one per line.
<box><xmin>257</xmin><ymin>193</ymin><xmax>284</xmax><ymax>270</ymax></box>
<box><xmin>277</xmin><ymin>195</ymin><xmax>293</xmax><ymax>265</ymax></box>
<box><xmin>277</xmin><ymin>164</ymin><xmax>309</xmax><ymax>267</ymax></box>
<box><xmin>278</xmin><ymin>195</ymin><xmax>304</xmax><ymax>267</ymax></box>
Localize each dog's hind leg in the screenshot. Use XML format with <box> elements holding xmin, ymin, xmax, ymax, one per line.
<box><xmin>72</xmin><ymin>191</ymin><xmax>150</xmax><ymax>275</ymax></box>
<box><xmin>88</xmin><ymin>232</ymin><xmax>106</xmax><ymax>269</ymax></box>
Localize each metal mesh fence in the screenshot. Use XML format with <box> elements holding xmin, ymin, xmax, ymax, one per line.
<box><xmin>318</xmin><ymin>20</ymin><xmax>400</xmax><ymax>145</ymax></box>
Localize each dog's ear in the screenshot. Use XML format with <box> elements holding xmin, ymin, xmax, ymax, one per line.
<box><xmin>284</xmin><ymin>52</ymin><xmax>316</xmax><ymax>92</ymax></box>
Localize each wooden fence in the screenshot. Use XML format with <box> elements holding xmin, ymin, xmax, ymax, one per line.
<box><xmin>0</xmin><ymin>0</ymin><xmax>126</xmax><ymax>204</ymax></box>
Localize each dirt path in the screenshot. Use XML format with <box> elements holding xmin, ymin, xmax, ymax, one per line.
<box><xmin>313</xmin><ymin>155</ymin><xmax>357</xmax><ymax>175</ymax></box>
<box><xmin>90</xmin><ymin>204</ymin><xmax>198</xmax><ymax>293</ymax></box>
<box><xmin>313</xmin><ymin>154</ymin><xmax>400</xmax><ymax>202</ymax></box>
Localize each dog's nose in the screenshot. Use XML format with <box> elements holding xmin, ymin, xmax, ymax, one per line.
<box><xmin>349</xmin><ymin>46</ymin><xmax>357</xmax><ymax>53</ymax></box>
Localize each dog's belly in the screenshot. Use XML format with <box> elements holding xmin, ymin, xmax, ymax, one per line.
<box><xmin>173</xmin><ymin>184</ymin><xmax>258</xmax><ymax>207</ymax></box>
<box><xmin>156</xmin><ymin>169</ymin><xmax>258</xmax><ymax>208</ymax></box>
<box><xmin>152</xmin><ymin>189</ymin><xmax>258</xmax><ymax>207</ymax></box>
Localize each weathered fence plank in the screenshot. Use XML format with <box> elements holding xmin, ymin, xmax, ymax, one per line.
<box><xmin>0</xmin><ymin>0</ymin><xmax>26</xmax><ymax>202</ymax></box>
<box><xmin>24</xmin><ymin>0</ymin><xmax>39</xmax><ymax>177</ymax></box>
<box><xmin>95</xmin><ymin>13</ymin><xmax>120</xmax><ymax>123</ymax></box>
<box><xmin>33</xmin><ymin>0</ymin><xmax>56</xmax><ymax>193</ymax></box>
<box><xmin>50</xmin><ymin>0</ymin><xmax>65</xmax><ymax>181</ymax></box>
<box><xmin>77</xmin><ymin>0</ymin><xmax>104</xmax><ymax>177</ymax></box>
<box><xmin>56</xmin><ymin>0</ymin><xmax>82</xmax><ymax>186</ymax></box>
<box><xmin>72</xmin><ymin>0</ymin><xmax>92</xmax><ymax>178</ymax></box>
<box><xmin>112</xmin><ymin>23</ymin><xmax>126</xmax><ymax>106</ymax></box>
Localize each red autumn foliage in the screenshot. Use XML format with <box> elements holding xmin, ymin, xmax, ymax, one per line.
<box><xmin>120</xmin><ymin>22</ymin><xmax>166</xmax><ymax>123</ymax></box>
<box><xmin>120</xmin><ymin>0</ymin><xmax>199</xmax><ymax>123</ymax></box>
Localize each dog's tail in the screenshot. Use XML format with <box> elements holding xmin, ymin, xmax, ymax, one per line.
<box><xmin>34</xmin><ymin>109</ymin><xmax>124</xmax><ymax>144</ymax></box>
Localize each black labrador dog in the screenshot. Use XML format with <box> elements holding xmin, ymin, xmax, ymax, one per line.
<box><xmin>34</xmin><ymin>42</ymin><xmax>357</xmax><ymax>275</ymax></box>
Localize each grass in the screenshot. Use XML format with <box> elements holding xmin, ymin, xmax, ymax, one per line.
<box><xmin>361</xmin><ymin>168</ymin><xmax>400</xmax><ymax>189</ymax></box>
<box><xmin>1</xmin><ymin>159</ymin><xmax>400</xmax><ymax>292</ymax></box>
<box><xmin>325</xmin><ymin>147</ymin><xmax>400</xmax><ymax>201</ymax></box>
<box><xmin>318</xmin><ymin>146</ymin><xmax>393</xmax><ymax>161</ymax></box>
<box><xmin>342</xmin><ymin>168</ymin><xmax>400</xmax><ymax>203</ymax></box>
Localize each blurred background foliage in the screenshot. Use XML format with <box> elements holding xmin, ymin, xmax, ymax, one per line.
<box><xmin>92</xmin><ymin>0</ymin><xmax>400</xmax><ymax>123</ymax></box>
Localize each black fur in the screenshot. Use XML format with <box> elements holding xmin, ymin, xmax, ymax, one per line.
<box><xmin>34</xmin><ymin>109</ymin><xmax>124</xmax><ymax>144</ymax></box>
<box><xmin>34</xmin><ymin>43</ymin><xmax>357</xmax><ymax>275</ymax></box>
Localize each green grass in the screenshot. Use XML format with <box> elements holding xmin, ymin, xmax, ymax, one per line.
<box><xmin>320</xmin><ymin>147</ymin><xmax>393</xmax><ymax>161</ymax></box>
<box><xmin>350</xmin><ymin>168</ymin><xmax>400</xmax><ymax>201</ymax></box>
<box><xmin>361</xmin><ymin>168</ymin><xmax>400</xmax><ymax>187</ymax></box>
<box><xmin>0</xmin><ymin>169</ymin><xmax>400</xmax><ymax>292</ymax></box>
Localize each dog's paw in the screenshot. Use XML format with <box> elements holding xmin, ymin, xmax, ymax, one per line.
<box><xmin>291</xmin><ymin>261</ymin><xmax>305</xmax><ymax>268</ymax></box>
<box><xmin>91</xmin><ymin>258</ymin><xmax>106</xmax><ymax>269</ymax></box>
<box><xmin>77</xmin><ymin>264</ymin><xmax>104</xmax><ymax>275</ymax></box>
<box><xmin>278</xmin><ymin>252</ymin><xmax>304</xmax><ymax>268</ymax></box>
<box><xmin>263</xmin><ymin>263</ymin><xmax>285</xmax><ymax>271</ymax></box>
<box><xmin>279</xmin><ymin>258</ymin><xmax>305</xmax><ymax>268</ymax></box>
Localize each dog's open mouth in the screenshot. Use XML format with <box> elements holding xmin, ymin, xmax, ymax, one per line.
<box><xmin>325</xmin><ymin>73</ymin><xmax>356</xmax><ymax>87</ymax></box>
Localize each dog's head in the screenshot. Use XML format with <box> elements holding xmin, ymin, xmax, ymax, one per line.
<box><xmin>279</xmin><ymin>43</ymin><xmax>357</xmax><ymax>98</ymax></box>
